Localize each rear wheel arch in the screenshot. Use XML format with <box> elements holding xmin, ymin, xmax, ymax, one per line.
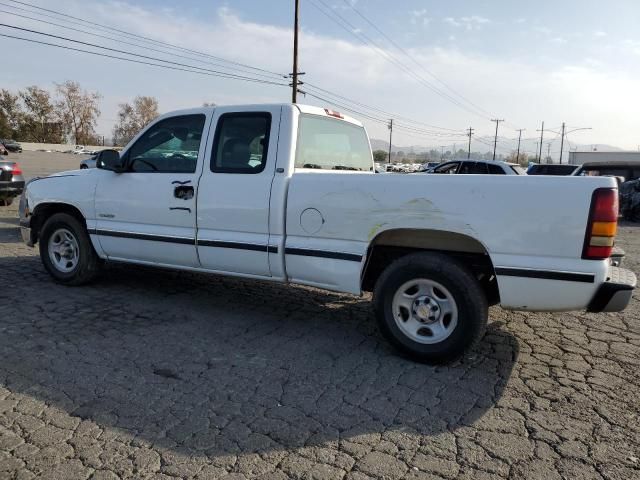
<box><xmin>361</xmin><ymin>228</ymin><xmax>500</xmax><ymax>305</ymax></box>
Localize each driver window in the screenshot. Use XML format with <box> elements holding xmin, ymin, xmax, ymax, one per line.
<box><xmin>211</xmin><ymin>112</ymin><xmax>271</xmax><ymax>173</ymax></box>
<box><xmin>127</xmin><ymin>114</ymin><xmax>206</xmax><ymax>173</ymax></box>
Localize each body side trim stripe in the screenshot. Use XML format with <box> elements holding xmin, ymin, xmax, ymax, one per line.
<box><xmin>495</xmin><ymin>267</ymin><xmax>595</xmax><ymax>283</ymax></box>
<box><xmin>88</xmin><ymin>229</ymin><xmax>278</xmax><ymax>252</ymax></box>
<box><xmin>284</xmin><ymin>247</ymin><xmax>362</xmax><ymax>262</ymax></box>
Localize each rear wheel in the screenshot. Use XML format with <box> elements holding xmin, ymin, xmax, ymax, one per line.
<box><xmin>39</xmin><ymin>213</ymin><xmax>101</xmax><ymax>285</ymax></box>
<box><xmin>0</xmin><ymin>198</ymin><xmax>13</xmax><ymax>206</ymax></box>
<box><xmin>373</xmin><ymin>252</ymin><xmax>488</xmax><ymax>363</ymax></box>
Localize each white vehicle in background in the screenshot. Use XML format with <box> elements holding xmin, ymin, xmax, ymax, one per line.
<box><xmin>19</xmin><ymin>103</ymin><xmax>636</xmax><ymax>363</ymax></box>
<box><xmin>79</xmin><ymin>155</ymin><xmax>98</xmax><ymax>169</ymax></box>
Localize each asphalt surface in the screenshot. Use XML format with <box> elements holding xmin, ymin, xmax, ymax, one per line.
<box><xmin>0</xmin><ymin>152</ymin><xmax>639</xmax><ymax>479</ymax></box>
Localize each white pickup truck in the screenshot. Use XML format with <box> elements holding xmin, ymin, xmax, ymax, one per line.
<box><xmin>19</xmin><ymin>104</ymin><xmax>636</xmax><ymax>363</ymax></box>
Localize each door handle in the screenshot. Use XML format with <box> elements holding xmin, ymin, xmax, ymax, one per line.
<box><xmin>174</xmin><ymin>185</ymin><xmax>194</xmax><ymax>200</ymax></box>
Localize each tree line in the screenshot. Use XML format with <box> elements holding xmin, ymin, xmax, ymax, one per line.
<box><xmin>0</xmin><ymin>81</ymin><xmax>160</xmax><ymax>147</ymax></box>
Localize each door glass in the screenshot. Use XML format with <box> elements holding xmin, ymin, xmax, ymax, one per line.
<box><xmin>488</xmin><ymin>164</ymin><xmax>506</xmax><ymax>174</ymax></box>
<box><xmin>211</xmin><ymin>113</ymin><xmax>271</xmax><ymax>173</ymax></box>
<box><xmin>434</xmin><ymin>162</ymin><xmax>459</xmax><ymax>174</ymax></box>
<box><xmin>127</xmin><ymin>114</ymin><xmax>206</xmax><ymax>173</ymax></box>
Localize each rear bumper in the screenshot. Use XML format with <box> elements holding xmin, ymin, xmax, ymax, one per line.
<box><xmin>587</xmin><ymin>267</ymin><xmax>636</xmax><ymax>312</ymax></box>
<box><xmin>0</xmin><ymin>180</ymin><xmax>24</xmax><ymax>198</ymax></box>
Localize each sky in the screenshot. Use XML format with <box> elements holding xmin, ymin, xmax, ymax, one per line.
<box><xmin>2</xmin><ymin>0</ymin><xmax>640</xmax><ymax>157</ymax></box>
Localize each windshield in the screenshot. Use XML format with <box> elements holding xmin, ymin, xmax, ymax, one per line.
<box><xmin>295</xmin><ymin>114</ymin><xmax>373</xmax><ymax>171</ymax></box>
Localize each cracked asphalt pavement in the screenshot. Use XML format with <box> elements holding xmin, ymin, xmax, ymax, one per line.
<box><xmin>0</xmin><ymin>153</ymin><xmax>639</xmax><ymax>479</ymax></box>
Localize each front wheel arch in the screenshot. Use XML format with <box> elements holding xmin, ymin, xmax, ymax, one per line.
<box><xmin>30</xmin><ymin>202</ymin><xmax>88</xmax><ymax>246</ymax></box>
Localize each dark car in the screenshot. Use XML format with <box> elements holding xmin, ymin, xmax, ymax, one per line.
<box><xmin>425</xmin><ymin>159</ymin><xmax>526</xmax><ymax>175</ymax></box>
<box><xmin>573</xmin><ymin>161</ymin><xmax>640</xmax><ymax>183</ymax></box>
<box><xmin>527</xmin><ymin>163</ymin><xmax>578</xmax><ymax>175</ymax></box>
<box><xmin>0</xmin><ymin>160</ymin><xmax>25</xmax><ymax>206</ymax></box>
<box><xmin>1</xmin><ymin>139</ymin><xmax>22</xmax><ymax>153</ymax></box>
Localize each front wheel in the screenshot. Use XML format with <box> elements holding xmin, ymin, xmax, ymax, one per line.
<box><xmin>39</xmin><ymin>213</ymin><xmax>101</xmax><ymax>285</ymax></box>
<box><xmin>373</xmin><ymin>252</ymin><xmax>488</xmax><ymax>364</ymax></box>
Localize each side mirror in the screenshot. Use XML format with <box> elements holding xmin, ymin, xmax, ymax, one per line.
<box><xmin>96</xmin><ymin>149</ymin><xmax>124</xmax><ymax>172</ymax></box>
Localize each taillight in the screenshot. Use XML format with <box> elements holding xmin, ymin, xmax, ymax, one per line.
<box><xmin>10</xmin><ymin>163</ymin><xmax>22</xmax><ymax>175</ymax></box>
<box><xmin>582</xmin><ymin>188</ymin><xmax>618</xmax><ymax>260</ymax></box>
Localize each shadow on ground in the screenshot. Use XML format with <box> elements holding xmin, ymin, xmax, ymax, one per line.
<box><xmin>0</xmin><ymin>253</ymin><xmax>519</xmax><ymax>459</ymax></box>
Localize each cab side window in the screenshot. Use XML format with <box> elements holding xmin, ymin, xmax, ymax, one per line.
<box><xmin>211</xmin><ymin>113</ymin><xmax>271</xmax><ymax>173</ymax></box>
<box><xmin>126</xmin><ymin>115</ymin><xmax>205</xmax><ymax>173</ymax></box>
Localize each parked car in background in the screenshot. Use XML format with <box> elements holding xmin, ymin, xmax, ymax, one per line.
<box><xmin>0</xmin><ymin>160</ymin><xmax>24</xmax><ymax>206</ymax></box>
<box><xmin>425</xmin><ymin>160</ymin><xmax>526</xmax><ymax>175</ymax></box>
<box><xmin>527</xmin><ymin>163</ymin><xmax>578</xmax><ymax>176</ymax></box>
<box><xmin>419</xmin><ymin>161</ymin><xmax>440</xmax><ymax>172</ymax></box>
<box><xmin>80</xmin><ymin>154</ymin><xmax>98</xmax><ymax>169</ymax></box>
<box><xmin>1</xmin><ymin>139</ymin><xmax>22</xmax><ymax>153</ymax></box>
<box><xmin>18</xmin><ymin>103</ymin><xmax>635</xmax><ymax>363</ymax></box>
<box><xmin>573</xmin><ymin>161</ymin><xmax>640</xmax><ymax>183</ymax></box>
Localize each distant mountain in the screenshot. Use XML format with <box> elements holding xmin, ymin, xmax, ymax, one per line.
<box><xmin>370</xmin><ymin>139</ymin><xmax>431</xmax><ymax>154</ymax></box>
<box><xmin>371</xmin><ymin>138</ymin><xmax>625</xmax><ymax>156</ymax></box>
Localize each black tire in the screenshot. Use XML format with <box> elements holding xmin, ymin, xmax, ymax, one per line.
<box><xmin>373</xmin><ymin>252</ymin><xmax>488</xmax><ymax>364</ymax></box>
<box><xmin>0</xmin><ymin>197</ymin><xmax>13</xmax><ymax>206</ymax></box>
<box><xmin>39</xmin><ymin>212</ymin><xmax>101</xmax><ymax>285</ymax></box>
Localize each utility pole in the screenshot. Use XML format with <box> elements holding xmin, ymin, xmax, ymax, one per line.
<box><xmin>535</xmin><ymin>142</ymin><xmax>539</xmax><ymax>161</ymax></box>
<box><xmin>559</xmin><ymin>122</ymin><xmax>566</xmax><ymax>164</ymax></box>
<box><xmin>516</xmin><ymin>129</ymin><xmax>525</xmax><ymax>163</ymax></box>
<box><xmin>387</xmin><ymin>119</ymin><xmax>393</xmax><ymax>164</ymax></box>
<box><xmin>491</xmin><ymin>119</ymin><xmax>504</xmax><ymax>161</ymax></box>
<box><xmin>546</xmin><ymin>143</ymin><xmax>551</xmax><ymax>163</ymax></box>
<box><xmin>537</xmin><ymin>121</ymin><xmax>545</xmax><ymax>163</ymax></box>
<box><xmin>291</xmin><ymin>0</ymin><xmax>300</xmax><ymax>103</ymax></box>
<box><xmin>467</xmin><ymin>127</ymin><xmax>474</xmax><ymax>159</ymax></box>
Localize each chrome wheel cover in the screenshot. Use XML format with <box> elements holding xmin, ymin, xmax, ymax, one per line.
<box><xmin>391</xmin><ymin>278</ymin><xmax>459</xmax><ymax>344</ymax></box>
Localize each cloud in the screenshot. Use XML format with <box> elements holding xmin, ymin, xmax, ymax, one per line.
<box><xmin>551</xmin><ymin>37</ymin><xmax>567</xmax><ymax>44</ymax></box>
<box><xmin>409</xmin><ymin>9</ymin><xmax>431</xmax><ymax>26</ymax></box>
<box><xmin>3</xmin><ymin>0</ymin><xmax>639</xmax><ymax>149</ymax></box>
<box><xmin>515</xmin><ymin>18</ymin><xmax>526</xmax><ymax>24</ymax></box>
<box><xmin>623</xmin><ymin>39</ymin><xmax>640</xmax><ymax>55</ymax></box>
<box><xmin>443</xmin><ymin>16</ymin><xmax>490</xmax><ymax>31</ymax></box>
<box><xmin>594</xmin><ymin>31</ymin><xmax>607</xmax><ymax>37</ymax></box>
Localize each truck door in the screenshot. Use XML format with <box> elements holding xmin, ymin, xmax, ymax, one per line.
<box><xmin>196</xmin><ymin>106</ymin><xmax>282</xmax><ymax>277</ymax></box>
<box><xmin>94</xmin><ymin>112</ymin><xmax>210</xmax><ymax>267</ymax></box>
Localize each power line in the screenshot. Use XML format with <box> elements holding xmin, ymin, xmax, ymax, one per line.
<box><xmin>339</xmin><ymin>0</ymin><xmax>495</xmax><ymax>119</ymax></box>
<box><xmin>0</xmin><ymin>33</ymin><xmax>289</xmax><ymax>87</ymax></box>
<box><xmin>0</xmin><ymin>6</ymin><xmax>285</xmax><ymax>81</ymax></box>
<box><xmin>0</xmin><ymin>23</ymin><xmax>289</xmax><ymax>86</ymax></box>
<box><xmin>3</xmin><ymin>0</ymin><xmax>287</xmax><ymax>78</ymax></box>
<box><xmin>309</xmin><ymin>0</ymin><xmax>493</xmax><ymax>121</ymax></box>
<box><xmin>5</xmin><ymin>0</ymin><xmax>470</xmax><ymax>137</ymax></box>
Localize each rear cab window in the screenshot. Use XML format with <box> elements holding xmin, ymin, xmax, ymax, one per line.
<box><xmin>211</xmin><ymin>112</ymin><xmax>271</xmax><ymax>174</ymax></box>
<box><xmin>295</xmin><ymin>114</ymin><xmax>373</xmax><ymax>171</ymax></box>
